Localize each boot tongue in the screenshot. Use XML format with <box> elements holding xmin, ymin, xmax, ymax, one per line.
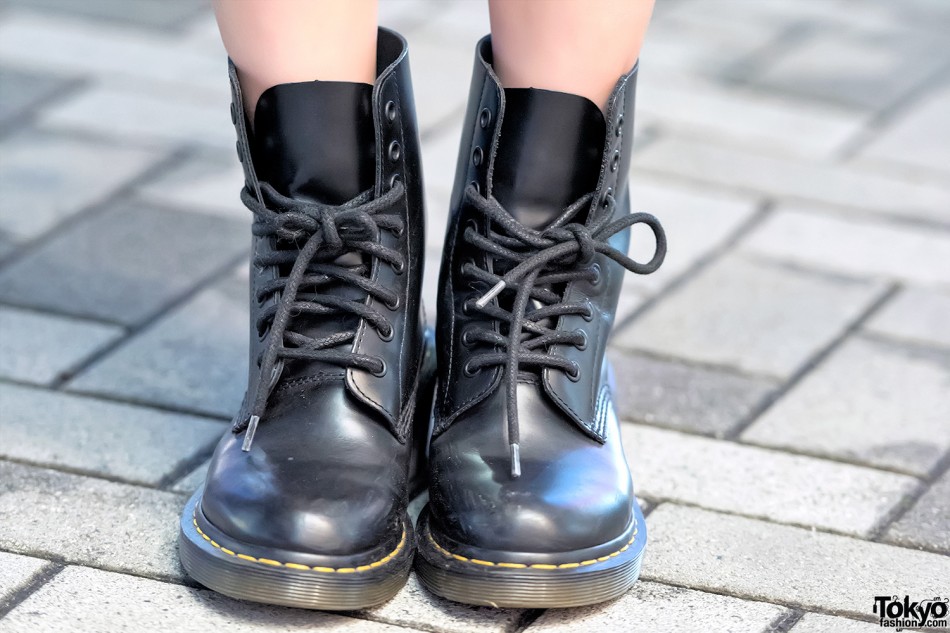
<box><xmin>251</xmin><ymin>80</ymin><xmax>376</xmax><ymax>203</ymax></box>
<box><xmin>492</xmin><ymin>88</ymin><xmax>606</xmax><ymax>230</ymax></box>
<box><xmin>249</xmin><ymin>80</ymin><xmax>377</xmax><ymax>384</ymax></box>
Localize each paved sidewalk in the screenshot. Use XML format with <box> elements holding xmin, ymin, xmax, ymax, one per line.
<box><xmin>1</xmin><ymin>0</ymin><xmax>949</xmax><ymax>631</ymax></box>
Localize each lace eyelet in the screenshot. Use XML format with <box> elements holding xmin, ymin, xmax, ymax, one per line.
<box><xmin>392</xmin><ymin>225</ymin><xmax>405</xmax><ymax>238</ymax></box>
<box><xmin>566</xmin><ymin>361</ymin><xmax>581</xmax><ymax>382</ymax></box>
<box><xmin>574</xmin><ymin>329</ymin><xmax>588</xmax><ymax>350</ymax></box>
<box><xmin>388</xmin><ymin>141</ymin><xmax>401</xmax><ymax>161</ymax></box>
<box><xmin>392</xmin><ymin>259</ymin><xmax>406</xmax><ymax>275</ymax></box>
<box><xmin>616</xmin><ymin>116</ymin><xmax>623</xmax><ymax>136</ymax></box>
<box><xmin>479</xmin><ymin>108</ymin><xmax>491</xmax><ymax>128</ymax></box>
<box><xmin>590</xmin><ymin>262</ymin><xmax>602</xmax><ymax>286</ymax></box>
<box><xmin>610</xmin><ymin>150</ymin><xmax>621</xmax><ymax>173</ymax></box>
<box><xmin>472</xmin><ymin>146</ymin><xmax>483</xmax><ymax>166</ymax></box>
<box><xmin>602</xmin><ymin>187</ymin><xmax>614</xmax><ymax>208</ymax></box>
<box><xmin>379</xmin><ymin>325</ymin><xmax>394</xmax><ymax>342</ymax></box>
<box><xmin>385</xmin><ymin>100</ymin><xmax>397</xmax><ymax>123</ymax></box>
<box><xmin>463</xmin><ymin>361</ymin><xmax>479</xmax><ymax>377</ymax></box>
<box><xmin>389</xmin><ymin>173</ymin><xmax>401</xmax><ymax>190</ymax></box>
<box><xmin>461</xmin><ymin>328</ymin><xmax>476</xmax><ymax>347</ymax></box>
<box><xmin>386</xmin><ymin>295</ymin><xmax>401</xmax><ymax>310</ymax></box>
<box><xmin>462</xmin><ymin>298</ymin><xmax>477</xmax><ymax>316</ymax></box>
<box><xmin>470</xmin><ymin>180</ymin><xmax>480</xmax><ymax>196</ymax></box>
<box><xmin>230</xmin><ymin>102</ymin><xmax>237</xmax><ymax>125</ymax></box>
<box><xmin>582</xmin><ymin>299</ymin><xmax>595</xmax><ymax>322</ymax></box>
<box><xmin>372</xmin><ymin>359</ymin><xmax>388</xmax><ymax>377</ymax></box>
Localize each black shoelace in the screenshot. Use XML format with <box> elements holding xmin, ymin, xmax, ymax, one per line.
<box><xmin>233</xmin><ymin>181</ymin><xmax>406</xmax><ymax>451</ymax></box>
<box><xmin>461</xmin><ymin>184</ymin><xmax>666</xmax><ymax>477</ymax></box>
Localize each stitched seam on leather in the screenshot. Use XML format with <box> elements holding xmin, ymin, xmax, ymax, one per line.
<box><xmin>192</xmin><ymin>516</ymin><xmax>406</xmax><ymax>573</ymax></box>
<box><xmin>349</xmin><ymin>75</ymin><xmax>401</xmax><ymax>433</ymax></box>
<box><xmin>427</xmin><ymin>525</ymin><xmax>637</xmax><ymax>569</ymax></box>
<box><xmin>273</xmin><ymin>372</ymin><xmax>345</xmax><ymax>393</ymax></box>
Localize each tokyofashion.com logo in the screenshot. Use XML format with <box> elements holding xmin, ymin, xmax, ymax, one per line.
<box><xmin>873</xmin><ymin>595</ymin><xmax>948</xmax><ymax>631</ymax></box>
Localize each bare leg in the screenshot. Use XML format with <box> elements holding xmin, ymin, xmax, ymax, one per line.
<box><xmin>213</xmin><ymin>0</ymin><xmax>378</xmax><ymax>122</ymax></box>
<box><xmin>488</xmin><ymin>0</ymin><xmax>655</xmax><ymax>112</ymax></box>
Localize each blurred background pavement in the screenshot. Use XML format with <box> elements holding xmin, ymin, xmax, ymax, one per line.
<box><xmin>0</xmin><ymin>1</ymin><xmax>948</xmax><ymax>631</ymax></box>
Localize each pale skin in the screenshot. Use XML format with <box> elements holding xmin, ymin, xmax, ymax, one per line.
<box><xmin>213</xmin><ymin>0</ymin><xmax>655</xmax><ymax>122</ymax></box>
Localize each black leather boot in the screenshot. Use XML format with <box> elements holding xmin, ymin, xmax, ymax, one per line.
<box><xmin>415</xmin><ymin>37</ymin><xmax>665</xmax><ymax>608</ymax></box>
<box><xmin>179</xmin><ymin>29</ymin><xmax>433</xmax><ymax>610</ymax></box>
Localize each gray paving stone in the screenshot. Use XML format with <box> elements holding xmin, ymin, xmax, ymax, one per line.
<box><xmin>0</xmin><ymin>66</ymin><xmax>70</xmax><ymax>125</ymax></box>
<box><xmin>614</xmin><ymin>256</ymin><xmax>885</xmax><ymax>379</ymax></box>
<box><xmin>0</xmin><ymin>461</ymin><xmax>185</xmax><ymax>580</ymax></box>
<box><xmin>643</xmin><ymin>504</ymin><xmax>950</xmax><ymax>618</ymax></box>
<box><xmin>0</xmin><ymin>131</ymin><xmax>158</xmax><ymax>245</ymax></box>
<box><xmin>624</xmin><ymin>178</ymin><xmax>758</xmax><ymax>296</ymax></box>
<box><xmin>885</xmin><ymin>469</ymin><xmax>950</xmax><ymax>554</ymax></box>
<box><xmin>622</xmin><ymin>424</ymin><xmax>919</xmax><ymax>536</ymax></box>
<box><xmin>614</xmin><ymin>278</ymin><xmax>649</xmax><ymax>325</ymax></box>
<box><xmin>791</xmin><ymin>613</ymin><xmax>881</xmax><ymax>633</ymax></box>
<box><xmin>0</xmin><ymin>383</ymin><xmax>223</xmax><ymax>485</ymax></box>
<box><xmin>749</xmin><ymin>28</ymin><xmax>948</xmax><ymax>111</ymax></box>
<box><xmin>2</xmin><ymin>565</ymin><xmax>413</xmax><ymax>633</ymax></box>
<box><xmin>858</xmin><ymin>84</ymin><xmax>950</xmax><ymax>176</ymax></box>
<box><xmin>609</xmin><ymin>351</ymin><xmax>776</xmax><ymax>437</ymax></box>
<box><xmin>0</xmin><ymin>14</ymin><xmax>226</xmax><ymax>101</ymax></box>
<box><xmin>0</xmin><ymin>201</ymin><xmax>248</xmax><ymax>325</ymax></box>
<box><xmin>415</xmin><ymin>0</ymin><xmax>490</xmax><ymax>42</ymax></box>
<box><xmin>740</xmin><ymin>206</ymin><xmax>950</xmax><ymax>286</ymax></box>
<box><xmin>383</xmin><ymin>0</ymin><xmax>450</xmax><ymax>36</ymax></box>
<box><xmin>638</xmin><ymin>73</ymin><xmax>867</xmax><ymax>158</ymax></box>
<box><xmin>137</xmin><ymin>151</ymin><xmax>247</xmax><ymax>221</ymax></box>
<box><xmin>641</xmin><ymin>10</ymin><xmax>783</xmax><ymax>78</ymax></box>
<box><xmin>0</xmin><ymin>306</ymin><xmax>123</xmax><ymax>385</ymax></box>
<box><xmin>742</xmin><ymin>337</ymin><xmax>950</xmax><ymax>476</ymax></box>
<box><xmin>530</xmin><ymin>580</ymin><xmax>786</xmax><ymax>633</ymax></box>
<box><xmin>68</xmin><ymin>271</ymin><xmax>248</xmax><ymax>418</ymax></box>
<box><xmin>632</xmin><ymin>137</ymin><xmax>950</xmax><ymax>225</ymax></box>
<box><xmin>4</xmin><ymin>0</ymin><xmax>207</xmax><ymax>30</ymax></box>
<box><xmin>865</xmin><ymin>287</ymin><xmax>950</xmax><ymax>350</ymax></box>
<box><xmin>0</xmin><ymin>552</ymin><xmax>50</xmax><ymax>606</ymax></box>
<box><xmin>41</xmin><ymin>84</ymin><xmax>233</xmax><ymax>150</ymax></box>
<box><xmin>402</xmin><ymin>27</ymin><xmax>474</xmax><ymax>133</ymax></box>
<box><xmin>171</xmin><ymin>460</ymin><xmax>210</xmax><ymax>495</ymax></box>
<box><xmin>360</xmin><ymin>574</ymin><xmax>524</xmax><ymax>633</ymax></box>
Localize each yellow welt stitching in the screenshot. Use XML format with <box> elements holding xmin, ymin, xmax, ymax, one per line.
<box><xmin>257</xmin><ymin>558</ymin><xmax>282</xmax><ymax>567</ymax></box>
<box><xmin>192</xmin><ymin>511</ymin><xmax>405</xmax><ymax>574</ymax></box>
<box><xmin>427</xmin><ymin>525</ymin><xmax>638</xmax><ymax>570</ymax></box>
<box><xmin>284</xmin><ymin>563</ymin><xmax>310</xmax><ymax>570</ymax></box>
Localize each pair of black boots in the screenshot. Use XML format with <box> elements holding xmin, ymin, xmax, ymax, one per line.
<box><xmin>178</xmin><ymin>29</ymin><xmax>665</xmax><ymax>610</ymax></box>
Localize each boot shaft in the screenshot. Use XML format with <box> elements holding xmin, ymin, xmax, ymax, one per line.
<box><xmin>228</xmin><ymin>28</ymin><xmax>427</xmax><ymax>441</ymax></box>
<box><xmin>435</xmin><ymin>35</ymin><xmax>642</xmax><ymax>438</ymax></box>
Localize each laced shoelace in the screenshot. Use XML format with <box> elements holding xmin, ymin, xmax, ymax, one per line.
<box><xmin>233</xmin><ymin>181</ymin><xmax>406</xmax><ymax>451</ymax></box>
<box><xmin>461</xmin><ymin>183</ymin><xmax>666</xmax><ymax>477</ymax></box>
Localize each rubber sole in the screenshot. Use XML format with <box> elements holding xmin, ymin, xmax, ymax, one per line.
<box><xmin>178</xmin><ymin>489</ymin><xmax>413</xmax><ymax>610</ymax></box>
<box><xmin>414</xmin><ymin>504</ymin><xmax>646</xmax><ymax>608</ymax></box>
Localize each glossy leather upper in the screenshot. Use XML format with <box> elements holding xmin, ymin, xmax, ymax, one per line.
<box><xmin>201</xmin><ymin>28</ymin><xmax>428</xmax><ymax>558</ymax></box>
<box><xmin>429</xmin><ymin>36</ymin><xmax>643</xmax><ymax>553</ymax></box>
